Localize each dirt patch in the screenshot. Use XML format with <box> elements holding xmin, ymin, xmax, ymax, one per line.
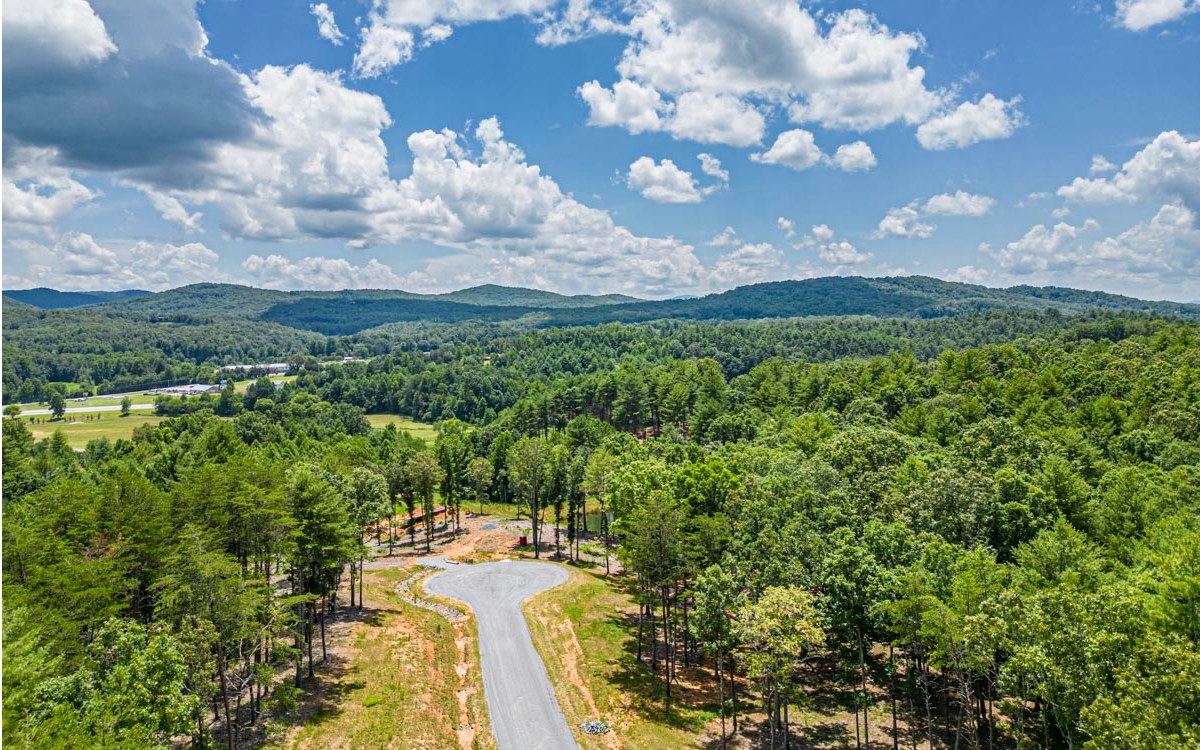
<box><xmin>451</xmin><ymin>632</ymin><xmax>478</xmax><ymax>749</ymax></box>
<box><xmin>441</xmin><ymin>521</ymin><xmax>519</xmax><ymax>564</ymax></box>
<box><xmin>533</xmin><ymin>604</ymin><xmax>623</xmax><ymax>750</ymax></box>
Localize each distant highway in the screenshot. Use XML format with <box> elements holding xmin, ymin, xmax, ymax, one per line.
<box><xmin>15</xmin><ymin>403</ymin><xmax>157</xmax><ymax>417</ymax></box>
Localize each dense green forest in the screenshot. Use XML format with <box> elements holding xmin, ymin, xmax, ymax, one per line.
<box><xmin>6</xmin><ymin>275</ymin><xmax>1199</xmax><ymax>403</ymax></box>
<box><xmin>3</xmin><ymin>296</ymin><xmax>1198</xmax><ymax>748</ymax></box>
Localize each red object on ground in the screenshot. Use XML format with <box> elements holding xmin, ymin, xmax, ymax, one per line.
<box><xmin>519</xmin><ymin>535</ymin><xmax>528</xmax><ymax>546</ymax></box>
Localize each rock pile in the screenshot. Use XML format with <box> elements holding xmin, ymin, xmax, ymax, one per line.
<box><xmin>580</xmin><ymin>720</ymin><xmax>610</xmax><ymax>735</ymax></box>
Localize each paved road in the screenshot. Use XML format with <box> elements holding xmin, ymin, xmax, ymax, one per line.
<box><xmin>15</xmin><ymin>403</ymin><xmax>156</xmax><ymax>417</ymax></box>
<box><xmin>422</xmin><ymin>557</ymin><xmax>578</xmax><ymax>750</ymax></box>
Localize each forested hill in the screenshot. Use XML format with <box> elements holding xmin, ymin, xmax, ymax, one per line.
<box><xmin>13</xmin><ymin>277</ymin><xmax>1194</xmax><ymax>332</ymax></box>
<box><xmin>547</xmin><ymin>275</ymin><xmax>1200</xmax><ymax>324</ymax></box>
<box><xmin>6</xmin><ymin>272</ymin><xmax>1198</xmax><ymax>402</ymax></box>
<box><xmin>436</xmin><ymin>284</ymin><xmax>641</xmax><ymax>308</ymax></box>
<box><xmin>2</xmin><ymin>287</ymin><xmax>150</xmax><ymax>309</ymax></box>
<box><xmin>91</xmin><ymin>282</ymin><xmax>643</xmax><ymax>319</ymax></box>
<box><xmin>257</xmin><ymin>276</ymin><xmax>1200</xmax><ymax>334</ymax></box>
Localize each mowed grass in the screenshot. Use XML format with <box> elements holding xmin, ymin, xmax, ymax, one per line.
<box><xmin>524</xmin><ymin>567</ymin><xmax>716</xmax><ymax>750</ymax></box>
<box><xmin>269</xmin><ymin>567</ymin><xmax>494</xmax><ymax>750</ymax></box>
<box><xmin>16</xmin><ymin>392</ymin><xmax>158</xmax><ymax>410</ymax></box>
<box><xmin>365</xmin><ymin>415</ymin><xmax>438</xmax><ymax>444</ymax></box>
<box><xmin>231</xmin><ymin>374</ymin><xmax>297</xmax><ymax>393</ymax></box>
<box><xmin>24</xmin><ymin>413</ymin><xmax>167</xmax><ymax>447</ymax></box>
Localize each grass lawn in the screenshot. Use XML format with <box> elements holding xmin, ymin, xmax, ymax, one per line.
<box><xmin>18</xmin><ymin>392</ymin><xmax>158</xmax><ymax>410</ymax></box>
<box><xmin>268</xmin><ymin>567</ymin><xmax>493</xmax><ymax>750</ymax></box>
<box><xmin>365</xmin><ymin>414</ymin><xmax>438</xmax><ymax>444</ymax></box>
<box><xmin>232</xmin><ymin>374</ymin><xmax>297</xmax><ymax>393</ymax></box>
<box><xmin>524</xmin><ymin>566</ymin><xmax>718</xmax><ymax>749</ymax></box>
<box><xmin>24</xmin><ymin>412</ymin><xmax>166</xmax><ymax>447</ymax></box>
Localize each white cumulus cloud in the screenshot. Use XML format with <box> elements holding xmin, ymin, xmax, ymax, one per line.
<box><xmin>1058</xmin><ymin>130</ymin><xmax>1200</xmax><ymax>212</ymax></box>
<box><xmin>577</xmin><ymin>79</ymin><xmax>669</xmax><ymax>134</ymax></box>
<box><xmin>575</xmin><ymin>1</ymin><xmax>1014</xmax><ymax>152</ymax></box>
<box><xmin>140</xmin><ymin>189</ymin><xmax>204</xmax><ymax>232</ymax></box>
<box><xmin>710</xmin><ymin>242</ymin><xmax>786</xmax><ymax>286</ymax></box>
<box><xmin>310</xmin><ymin>3</ymin><xmax>347</xmax><ymax>45</ymax></box>
<box><xmin>752</xmin><ymin>129</ymin><xmax>824</xmax><ymax>170</ymax></box>
<box><xmin>707</xmin><ymin>226</ymin><xmax>740</xmax><ymax>247</ymax></box>
<box><xmin>3</xmin><ymin>0</ymin><xmax>117</xmax><ymax>77</ymax></box>
<box><xmin>923</xmin><ymin>190</ymin><xmax>996</xmax><ymax>217</ymax></box>
<box><xmin>984</xmin><ymin>220</ymin><xmax>1101</xmax><ymax>275</ymax></box>
<box><xmin>242</xmin><ymin>254</ymin><xmax>412</xmax><ymax>290</ymax></box>
<box><xmin>818</xmin><ymin>240</ymin><xmax>873</xmax><ymax>265</ymax></box>
<box><xmin>1115</xmin><ymin>0</ymin><xmax>1200</xmax><ymax>31</ymax></box>
<box><xmin>873</xmin><ymin>205</ymin><xmax>936</xmax><ymax>240</ymax></box>
<box><xmin>2</xmin><ymin>147</ymin><xmax>100</xmax><ymax>231</ymax></box>
<box><xmin>698</xmin><ymin>153</ymin><xmax>729</xmax><ymax>185</ymax></box>
<box><xmin>980</xmin><ymin>204</ymin><xmax>1199</xmax><ymax>299</ymax></box>
<box><xmin>353</xmin><ymin>0</ymin><xmax>557</xmax><ymax>77</ymax></box>
<box><xmin>916</xmin><ymin>94</ymin><xmax>1025</xmax><ymax>150</ymax></box>
<box><xmin>830</xmin><ymin>141</ymin><xmax>878</xmax><ymax>172</ymax></box>
<box><xmin>5</xmin><ymin>232</ymin><xmax>227</xmax><ymax>291</ymax></box>
<box><xmin>667</xmin><ymin>91</ymin><xmax>766</xmax><ymax>147</ymax></box>
<box><xmin>627</xmin><ymin>157</ymin><xmax>705</xmax><ymax>203</ymax></box>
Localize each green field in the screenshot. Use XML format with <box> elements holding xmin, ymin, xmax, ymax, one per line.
<box><xmin>231</xmin><ymin>374</ymin><xmax>296</xmax><ymax>393</ymax></box>
<box><xmin>16</xmin><ymin>392</ymin><xmax>158</xmax><ymax>410</ymax></box>
<box><xmin>24</xmin><ymin>412</ymin><xmax>167</xmax><ymax>447</ymax></box>
<box><xmin>364</xmin><ymin>414</ymin><xmax>438</xmax><ymax>443</ymax></box>
<box><xmin>18</xmin><ymin>407</ymin><xmax>430</xmax><ymax>449</ymax></box>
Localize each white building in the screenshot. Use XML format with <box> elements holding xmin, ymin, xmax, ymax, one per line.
<box><xmin>219</xmin><ymin>362</ymin><xmax>290</xmax><ymax>374</ymax></box>
<box><xmin>157</xmin><ymin>383</ymin><xmax>221</xmax><ymax>396</ymax></box>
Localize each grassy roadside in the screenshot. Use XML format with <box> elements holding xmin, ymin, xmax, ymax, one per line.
<box><xmin>523</xmin><ymin>566</ymin><xmax>717</xmax><ymax>750</ymax></box>
<box><xmin>267</xmin><ymin>566</ymin><xmax>494</xmax><ymax>750</ymax></box>
<box><xmin>232</xmin><ymin>374</ymin><xmax>297</xmax><ymax>393</ymax></box>
<box><xmin>54</xmin><ymin>393</ymin><xmax>158</xmax><ymax>408</ymax></box>
<box><xmin>25</xmin><ymin>413</ymin><xmax>166</xmax><ymax>447</ymax></box>
<box><xmin>525</xmin><ymin>566</ymin><xmax>921</xmax><ymax>750</ymax></box>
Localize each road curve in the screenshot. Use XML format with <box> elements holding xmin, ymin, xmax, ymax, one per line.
<box><xmin>421</xmin><ymin>557</ymin><xmax>579</xmax><ymax>750</ymax></box>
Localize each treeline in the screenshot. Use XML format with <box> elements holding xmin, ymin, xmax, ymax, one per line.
<box><xmin>1</xmin><ymin>391</ymin><xmax>453</xmax><ymax>748</ymax></box>
<box><xmin>301</xmin><ymin>311</ymin><xmax>1169</xmax><ymax>426</ymax></box>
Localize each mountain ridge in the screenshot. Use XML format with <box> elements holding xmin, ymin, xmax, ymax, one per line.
<box><xmin>3</xmin><ymin>287</ymin><xmax>152</xmax><ymax>309</ymax></box>
<box><xmin>6</xmin><ymin>277</ymin><xmax>1198</xmax><ymax>336</ymax></box>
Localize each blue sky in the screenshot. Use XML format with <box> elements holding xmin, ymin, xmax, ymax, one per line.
<box><xmin>3</xmin><ymin>0</ymin><xmax>1198</xmax><ymax>300</ymax></box>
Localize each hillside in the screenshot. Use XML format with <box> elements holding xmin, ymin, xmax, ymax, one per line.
<box><xmin>260</xmin><ymin>297</ymin><xmax>539</xmax><ymax>335</ymax></box>
<box><xmin>3</xmin><ymin>288</ymin><xmax>151</xmax><ymax>309</ymax></box>
<box><xmin>259</xmin><ymin>276</ymin><xmax>1200</xmax><ymax>334</ymax></box>
<box><xmin>542</xmin><ymin>276</ymin><xmax>1200</xmax><ymax>326</ymax></box>
<box><xmin>95</xmin><ymin>282</ymin><xmax>642</xmax><ymax>320</ymax></box>
<box><xmin>52</xmin><ymin>275</ymin><xmax>1200</xmax><ymax>335</ymax></box>
<box><xmin>5</xmin><ymin>277</ymin><xmax>1198</xmax><ymax>392</ymax></box>
<box><xmin>102</xmin><ymin>283</ymin><xmax>293</xmax><ymax>317</ymax></box>
<box><xmin>434</xmin><ymin>284</ymin><xmax>641</xmax><ymax>308</ymax></box>
<box><xmin>52</xmin><ymin>275</ymin><xmax>1199</xmax><ymax>335</ymax></box>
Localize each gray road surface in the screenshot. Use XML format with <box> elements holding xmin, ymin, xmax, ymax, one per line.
<box><xmin>16</xmin><ymin>403</ymin><xmax>156</xmax><ymax>417</ymax></box>
<box><xmin>422</xmin><ymin>557</ymin><xmax>579</xmax><ymax>750</ymax></box>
